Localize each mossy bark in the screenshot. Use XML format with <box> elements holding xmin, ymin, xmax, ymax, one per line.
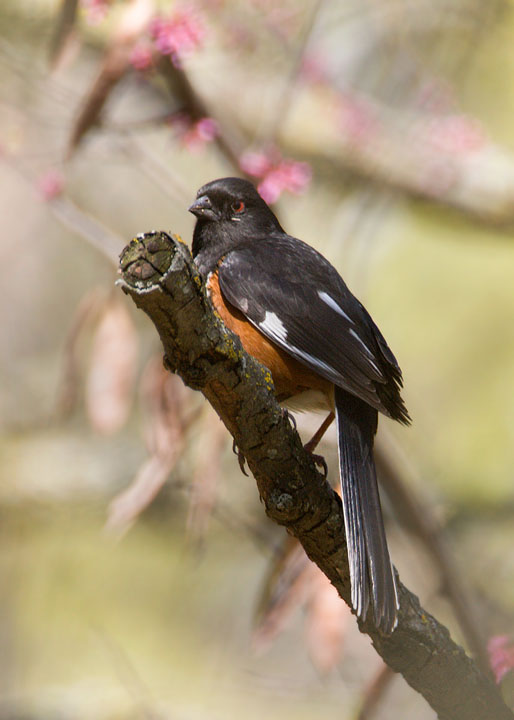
<box><xmin>118</xmin><ymin>230</ymin><xmax>512</xmax><ymax>720</ymax></box>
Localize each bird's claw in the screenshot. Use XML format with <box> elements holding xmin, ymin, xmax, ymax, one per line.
<box><xmin>307</xmin><ymin>451</ymin><xmax>328</xmax><ymax>478</ymax></box>
<box><xmin>282</xmin><ymin>408</ymin><xmax>297</xmax><ymax>430</ymax></box>
<box><xmin>232</xmin><ymin>439</ymin><xmax>249</xmax><ymax>476</ymax></box>
<box><xmin>283</xmin><ymin>411</ymin><xmax>327</xmax><ymax>477</ymax></box>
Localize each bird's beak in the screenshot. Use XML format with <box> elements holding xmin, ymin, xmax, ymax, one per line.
<box><xmin>188</xmin><ymin>195</ymin><xmax>219</xmax><ymax>221</ymax></box>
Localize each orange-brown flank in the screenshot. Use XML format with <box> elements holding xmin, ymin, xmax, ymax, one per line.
<box><xmin>208</xmin><ymin>270</ymin><xmax>332</xmax><ymax>403</ymax></box>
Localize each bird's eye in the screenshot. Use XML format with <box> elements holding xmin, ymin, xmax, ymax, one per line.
<box><xmin>232</xmin><ymin>200</ymin><xmax>245</xmax><ymax>214</ymax></box>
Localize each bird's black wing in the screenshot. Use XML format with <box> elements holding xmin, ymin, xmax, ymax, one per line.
<box><xmin>217</xmin><ymin>235</ymin><xmax>409</xmax><ymax>422</ymax></box>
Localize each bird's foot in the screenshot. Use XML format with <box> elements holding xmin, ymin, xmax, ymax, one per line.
<box><xmin>282</xmin><ymin>410</ymin><xmax>327</xmax><ymax>477</ymax></box>
<box><xmin>282</xmin><ymin>408</ymin><xmax>297</xmax><ymax>430</ymax></box>
<box><xmin>307</xmin><ymin>450</ymin><xmax>328</xmax><ymax>478</ymax></box>
<box><xmin>232</xmin><ymin>439</ymin><xmax>249</xmax><ymax>476</ymax></box>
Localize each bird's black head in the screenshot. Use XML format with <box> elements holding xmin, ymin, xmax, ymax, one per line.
<box><xmin>189</xmin><ymin>177</ymin><xmax>283</xmax><ymax>276</ymax></box>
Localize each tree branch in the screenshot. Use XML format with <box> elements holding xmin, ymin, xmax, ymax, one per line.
<box><xmin>117</xmin><ymin>230</ymin><xmax>512</xmax><ymax>720</ymax></box>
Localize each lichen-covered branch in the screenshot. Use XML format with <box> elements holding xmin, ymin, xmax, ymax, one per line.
<box><xmin>118</xmin><ymin>230</ymin><xmax>512</xmax><ymax>720</ymax></box>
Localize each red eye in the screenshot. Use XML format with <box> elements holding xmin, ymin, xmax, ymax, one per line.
<box><xmin>232</xmin><ymin>200</ymin><xmax>245</xmax><ymax>214</ymax></box>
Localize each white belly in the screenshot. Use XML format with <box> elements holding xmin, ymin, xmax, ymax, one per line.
<box><xmin>281</xmin><ymin>389</ymin><xmax>333</xmax><ymax>413</ymax></box>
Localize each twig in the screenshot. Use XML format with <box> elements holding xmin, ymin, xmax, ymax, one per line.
<box><xmin>49</xmin><ymin>194</ymin><xmax>123</xmax><ymax>262</ymax></box>
<box><xmin>262</xmin><ymin>0</ymin><xmax>325</xmax><ymax>146</ymax></box>
<box><xmin>116</xmin><ymin>130</ymin><xmax>191</xmax><ymax>204</ymax></box>
<box><xmin>357</xmin><ymin>662</ymin><xmax>396</xmax><ymax>720</ymax></box>
<box><xmin>1</xmin><ymin>153</ymin><xmax>123</xmax><ymax>263</ymax></box>
<box><xmin>156</xmin><ymin>57</ymin><xmax>243</xmax><ymax>171</ymax></box>
<box><xmin>55</xmin><ymin>286</ymin><xmax>110</xmax><ymax>417</ymax></box>
<box><xmin>49</xmin><ymin>0</ymin><xmax>79</xmax><ymax>69</ymax></box>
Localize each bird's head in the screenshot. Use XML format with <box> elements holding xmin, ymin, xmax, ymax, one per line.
<box><xmin>189</xmin><ymin>177</ymin><xmax>283</xmax><ymax>273</ymax></box>
<box><xmin>189</xmin><ymin>177</ymin><xmax>278</xmax><ymax>226</ymax></box>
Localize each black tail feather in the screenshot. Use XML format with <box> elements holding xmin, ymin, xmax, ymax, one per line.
<box><xmin>334</xmin><ymin>386</ymin><xmax>398</xmax><ymax>633</ymax></box>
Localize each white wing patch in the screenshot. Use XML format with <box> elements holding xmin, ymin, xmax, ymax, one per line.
<box><xmin>318</xmin><ymin>291</ymin><xmax>380</xmax><ymax>373</ymax></box>
<box><xmin>318</xmin><ymin>290</ymin><xmax>354</xmax><ymax>323</ymax></box>
<box><xmin>287</xmin><ymin>344</ymin><xmax>341</xmax><ymax>378</ymax></box>
<box><xmin>259</xmin><ymin>311</ymin><xmax>341</xmax><ymax>379</ymax></box>
<box><xmin>260</xmin><ymin>311</ymin><xmax>288</xmax><ymax>341</ymax></box>
<box><xmin>349</xmin><ymin>328</ymin><xmax>370</xmax><ymax>352</ymax></box>
<box><xmin>349</xmin><ymin>328</ymin><xmax>380</xmax><ymax>372</ymax></box>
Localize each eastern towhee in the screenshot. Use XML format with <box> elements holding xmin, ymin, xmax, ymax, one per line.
<box><xmin>189</xmin><ymin>177</ymin><xmax>410</xmax><ymax>633</ymax></box>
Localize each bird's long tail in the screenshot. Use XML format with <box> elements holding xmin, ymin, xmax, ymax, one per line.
<box><xmin>334</xmin><ymin>386</ymin><xmax>398</xmax><ymax>633</ymax></box>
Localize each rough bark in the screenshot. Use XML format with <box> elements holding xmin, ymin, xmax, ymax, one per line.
<box><xmin>118</xmin><ymin>230</ymin><xmax>512</xmax><ymax>720</ymax></box>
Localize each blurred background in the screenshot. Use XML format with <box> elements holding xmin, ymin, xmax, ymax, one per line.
<box><xmin>1</xmin><ymin>0</ymin><xmax>514</xmax><ymax>718</ymax></box>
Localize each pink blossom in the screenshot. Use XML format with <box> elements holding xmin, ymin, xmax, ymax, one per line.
<box><xmin>38</xmin><ymin>169</ymin><xmax>65</xmax><ymax>201</ymax></box>
<box><xmin>80</xmin><ymin>0</ymin><xmax>111</xmax><ymax>25</ymax></box>
<box><xmin>239</xmin><ymin>151</ymin><xmax>273</xmax><ymax>178</ymax></box>
<box><xmin>174</xmin><ymin>115</ymin><xmax>218</xmax><ymax>151</ymax></box>
<box><xmin>240</xmin><ymin>149</ymin><xmax>312</xmax><ymax>203</ymax></box>
<box><xmin>488</xmin><ymin>635</ymin><xmax>514</xmax><ymax>684</ymax></box>
<box><xmin>150</xmin><ymin>7</ymin><xmax>205</xmax><ymax>66</ymax></box>
<box><xmin>183</xmin><ymin>117</ymin><xmax>218</xmax><ymax>151</ymax></box>
<box><xmin>130</xmin><ymin>44</ymin><xmax>154</xmax><ymax>71</ymax></box>
<box><xmin>258</xmin><ymin>161</ymin><xmax>311</xmax><ymax>203</ymax></box>
<box><xmin>425</xmin><ymin>114</ymin><xmax>486</xmax><ymax>155</ymax></box>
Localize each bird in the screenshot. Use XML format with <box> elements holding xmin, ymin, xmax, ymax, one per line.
<box><xmin>188</xmin><ymin>176</ymin><xmax>410</xmax><ymax>633</ymax></box>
